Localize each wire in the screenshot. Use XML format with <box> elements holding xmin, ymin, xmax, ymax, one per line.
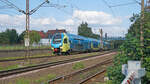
<box><xmin>133</xmin><ymin>0</ymin><xmax>141</xmax><ymax>5</ymax></box>
<box><xmin>101</xmin><ymin>0</ymin><xmax>116</xmax><ymax>17</ymax></box>
<box><xmin>110</xmin><ymin>2</ymin><xmax>138</xmax><ymax>8</ymax></box>
<box><xmin>0</xmin><ymin>0</ymin><xmax>25</xmax><ymax>14</ymax></box>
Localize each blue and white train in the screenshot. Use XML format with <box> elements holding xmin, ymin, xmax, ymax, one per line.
<box><xmin>51</xmin><ymin>33</ymin><xmax>105</xmax><ymax>54</ymax></box>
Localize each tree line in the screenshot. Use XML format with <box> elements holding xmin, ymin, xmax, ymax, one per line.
<box><xmin>0</xmin><ymin>29</ymin><xmax>41</xmax><ymax>45</ymax></box>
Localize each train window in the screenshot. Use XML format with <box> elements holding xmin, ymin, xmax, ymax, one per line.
<box><xmin>53</xmin><ymin>34</ymin><xmax>61</xmax><ymax>44</ymax></box>
<box><xmin>64</xmin><ymin>38</ymin><xmax>68</xmax><ymax>43</ymax></box>
<box><xmin>69</xmin><ymin>40</ymin><xmax>71</xmax><ymax>43</ymax></box>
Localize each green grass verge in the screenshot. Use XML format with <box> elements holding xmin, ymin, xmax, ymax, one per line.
<box><xmin>0</xmin><ymin>64</ymin><xmax>20</xmax><ymax>71</ymax></box>
<box><xmin>35</xmin><ymin>74</ymin><xmax>56</xmax><ymax>84</ymax></box>
<box><xmin>0</xmin><ymin>53</ymin><xmax>52</xmax><ymax>61</ymax></box>
<box><xmin>0</xmin><ymin>45</ymin><xmax>50</xmax><ymax>50</ymax></box>
<box><xmin>8</xmin><ymin>74</ymin><xmax>56</xmax><ymax>84</ymax></box>
<box><xmin>72</xmin><ymin>62</ymin><xmax>85</xmax><ymax>70</ymax></box>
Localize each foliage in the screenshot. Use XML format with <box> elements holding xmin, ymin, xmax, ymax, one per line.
<box><xmin>0</xmin><ymin>30</ymin><xmax>41</xmax><ymax>45</ymax></box>
<box><xmin>15</xmin><ymin>78</ymin><xmax>30</xmax><ymax>84</ymax></box>
<box><xmin>0</xmin><ymin>32</ymin><xmax>9</xmax><ymax>44</ymax></box>
<box><xmin>35</xmin><ymin>74</ymin><xmax>56</xmax><ymax>84</ymax></box>
<box><xmin>107</xmin><ymin>12</ymin><xmax>150</xmax><ymax>84</ymax></box>
<box><xmin>29</xmin><ymin>30</ymin><xmax>41</xmax><ymax>44</ymax></box>
<box><xmin>73</xmin><ymin>62</ymin><xmax>85</xmax><ymax>70</ymax></box>
<box><xmin>0</xmin><ymin>29</ymin><xmax>18</xmax><ymax>44</ymax></box>
<box><xmin>78</xmin><ymin>22</ymin><xmax>99</xmax><ymax>39</ymax></box>
<box><xmin>19</xmin><ymin>30</ymin><xmax>41</xmax><ymax>44</ymax></box>
<box><xmin>18</xmin><ymin>31</ymin><xmax>26</xmax><ymax>44</ymax></box>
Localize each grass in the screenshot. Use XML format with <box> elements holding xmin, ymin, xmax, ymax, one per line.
<box><xmin>0</xmin><ymin>45</ymin><xmax>50</xmax><ymax>50</ymax></box>
<box><xmin>0</xmin><ymin>62</ymin><xmax>36</xmax><ymax>71</ymax></box>
<box><xmin>35</xmin><ymin>74</ymin><xmax>56</xmax><ymax>84</ymax></box>
<box><xmin>8</xmin><ymin>74</ymin><xmax>56</xmax><ymax>84</ymax></box>
<box><xmin>97</xmin><ymin>80</ymin><xmax>112</xmax><ymax>84</ymax></box>
<box><xmin>0</xmin><ymin>53</ymin><xmax>51</xmax><ymax>61</ymax></box>
<box><xmin>15</xmin><ymin>78</ymin><xmax>30</xmax><ymax>84</ymax></box>
<box><xmin>0</xmin><ymin>64</ymin><xmax>22</xmax><ymax>71</ymax></box>
<box><xmin>72</xmin><ymin>62</ymin><xmax>85</xmax><ymax>70</ymax></box>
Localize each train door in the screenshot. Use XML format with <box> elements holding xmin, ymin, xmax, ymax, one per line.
<box><xmin>62</xmin><ymin>38</ymin><xmax>70</xmax><ymax>52</ymax></box>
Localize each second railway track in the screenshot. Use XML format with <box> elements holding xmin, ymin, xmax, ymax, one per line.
<box><xmin>0</xmin><ymin>51</ymin><xmax>115</xmax><ymax>78</ymax></box>
<box><xmin>48</xmin><ymin>58</ymin><xmax>112</xmax><ymax>84</ymax></box>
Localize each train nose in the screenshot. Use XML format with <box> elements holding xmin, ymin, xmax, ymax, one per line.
<box><xmin>54</xmin><ymin>48</ymin><xmax>58</xmax><ymax>52</ymax></box>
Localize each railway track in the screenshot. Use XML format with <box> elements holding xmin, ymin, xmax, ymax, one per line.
<box><xmin>48</xmin><ymin>59</ymin><xmax>112</xmax><ymax>84</ymax></box>
<box><xmin>0</xmin><ymin>50</ymin><xmax>112</xmax><ymax>62</ymax></box>
<box><xmin>78</xmin><ymin>69</ymin><xmax>106</xmax><ymax>84</ymax></box>
<box><xmin>0</xmin><ymin>51</ymin><xmax>115</xmax><ymax>78</ymax></box>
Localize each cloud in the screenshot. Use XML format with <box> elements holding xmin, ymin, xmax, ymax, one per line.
<box><xmin>0</xmin><ymin>10</ymin><xmax>127</xmax><ymax>37</ymax></box>
<box><xmin>73</xmin><ymin>10</ymin><xmax>122</xmax><ymax>25</ymax></box>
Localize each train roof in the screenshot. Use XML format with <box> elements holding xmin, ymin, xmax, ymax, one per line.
<box><xmin>65</xmin><ymin>33</ymin><xmax>100</xmax><ymax>42</ymax></box>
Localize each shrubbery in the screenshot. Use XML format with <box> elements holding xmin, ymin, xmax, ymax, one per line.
<box><xmin>107</xmin><ymin>12</ymin><xmax>150</xmax><ymax>84</ymax></box>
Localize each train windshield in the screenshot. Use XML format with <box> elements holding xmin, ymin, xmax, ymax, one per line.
<box><xmin>53</xmin><ymin>34</ymin><xmax>62</xmax><ymax>44</ymax></box>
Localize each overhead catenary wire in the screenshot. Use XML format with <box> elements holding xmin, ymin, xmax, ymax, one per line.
<box><xmin>101</xmin><ymin>0</ymin><xmax>116</xmax><ymax>17</ymax></box>
<box><xmin>110</xmin><ymin>2</ymin><xmax>139</xmax><ymax>8</ymax></box>
<box><xmin>0</xmin><ymin>0</ymin><xmax>25</xmax><ymax>14</ymax></box>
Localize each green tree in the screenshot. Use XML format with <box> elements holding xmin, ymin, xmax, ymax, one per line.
<box><xmin>18</xmin><ymin>30</ymin><xmax>41</xmax><ymax>44</ymax></box>
<box><xmin>0</xmin><ymin>32</ymin><xmax>9</xmax><ymax>44</ymax></box>
<box><xmin>78</xmin><ymin>22</ymin><xmax>99</xmax><ymax>39</ymax></box>
<box><xmin>29</xmin><ymin>30</ymin><xmax>41</xmax><ymax>44</ymax></box>
<box><xmin>78</xmin><ymin>22</ymin><xmax>93</xmax><ymax>37</ymax></box>
<box><xmin>5</xmin><ymin>29</ymin><xmax>18</xmax><ymax>44</ymax></box>
<box><xmin>0</xmin><ymin>29</ymin><xmax>18</xmax><ymax>45</ymax></box>
<box><xmin>107</xmin><ymin>12</ymin><xmax>150</xmax><ymax>84</ymax></box>
<box><xmin>18</xmin><ymin>31</ymin><xmax>26</xmax><ymax>44</ymax></box>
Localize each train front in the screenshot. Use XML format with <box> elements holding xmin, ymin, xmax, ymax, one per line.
<box><xmin>51</xmin><ymin>33</ymin><xmax>63</xmax><ymax>54</ymax></box>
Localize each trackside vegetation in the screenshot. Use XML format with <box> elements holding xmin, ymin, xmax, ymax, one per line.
<box><xmin>106</xmin><ymin>12</ymin><xmax>150</xmax><ymax>84</ymax></box>
<box><xmin>0</xmin><ymin>29</ymin><xmax>43</xmax><ymax>50</ymax></box>
<box><xmin>73</xmin><ymin>62</ymin><xmax>85</xmax><ymax>70</ymax></box>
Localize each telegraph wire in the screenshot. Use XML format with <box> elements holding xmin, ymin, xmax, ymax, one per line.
<box><xmin>110</xmin><ymin>2</ymin><xmax>138</xmax><ymax>8</ymax></box>
<box><xmin>101</xmin><ymin>0</ymin><xmax>116</xmax><ymax>17</ymax></box>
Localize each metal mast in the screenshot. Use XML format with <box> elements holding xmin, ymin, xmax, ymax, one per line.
<box><xmin>26</xmin><ymin>0</ymin><xmax>30</xmax><ymax>61</ymax></box>
<box><xmin>99</xmin><ymin>29</ymin><xmax>103</xmax><ymax>49</ymax></box>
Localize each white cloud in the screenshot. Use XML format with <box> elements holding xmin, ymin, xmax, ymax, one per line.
<box><xmin>73</xmin><ymin>10</ymin><xmax>122</xmax><ymax>25</ymax></box>
<box><xmin>0</xmin><ymin>10</ymin><xmax>128</xmax><ymax>37</ymax></box>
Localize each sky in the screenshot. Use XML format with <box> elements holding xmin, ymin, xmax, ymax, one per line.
<box><xmin>0</xmin><ymin>0</ymin><xmax>142</xmax><ymax>37</ymax></box>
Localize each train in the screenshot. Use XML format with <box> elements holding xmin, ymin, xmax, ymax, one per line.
<box><xmin>51</xmin><ymin>33</ymin><xmax>108</xmax><ymax>55</ymax></box>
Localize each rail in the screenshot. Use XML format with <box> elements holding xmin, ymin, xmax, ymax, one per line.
<box><xmin>0</xmin><ymin>51</ymin><xmax>115</xmax><ymax>78</ymax></box>
<box><xmin>0</xmin><ymin>50</ymin><xmax>114</xmax><ymax>62</ymax></box>
<box><xmin>48</xmin><ymin>59</ymin><xmax>113</xmax><ymax>84</ymax></box>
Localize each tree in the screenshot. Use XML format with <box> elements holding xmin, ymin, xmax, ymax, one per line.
<box><xmin>18</xmin><ymin>30</ymin><xmax>41</xmax><ymax>45</ymax></box>
<box><xmin>18</xmin><ymin>31</ymin><xmax>26</xmax><ymax>44</ymax></box>
<box><xmin>78</xmin><ymin>22</ymin><xmax>99</xmax><ymax>39</ymax></box>
<box><xmin>0</xmin><ymin>29</ymin><xmax>18</xmax><ymax>45</ymax></box>
<box><xmin>5</xmin><ymin>29</ymin><xmax>18</xmax><ymax>44</ymax></box>
<box><xmin>29</xmin><ymin>30</ymin><xmax>41</xmax><ymax>44</ymax></box>
<box><xmin>0</xmin><ymin>32</ymin><xmax>9</xmax><ymax>44</ymax></box>
<box><xmin>107</xmin><ymin>12</ymin><xmax>150</xmax><ymax>84</ymax></box>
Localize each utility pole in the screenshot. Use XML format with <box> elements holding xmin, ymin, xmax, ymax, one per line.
<box><xmin>25</xmin><ymin>0</ymin><xmax>30</xmax><ymax>62</ymax></box>
<box><xmin>99</xmin><ymin>29</ymin><xmax>103</xmax><ymax>49</ymax></box>
<box><xmin>140</xmin><ymin>0</ymin><xmax>144</xmax><ymax>61</ymax></box>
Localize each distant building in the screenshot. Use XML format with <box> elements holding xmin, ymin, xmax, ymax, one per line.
<box><xmin>46</xmin><ymin>29</ymin><xmax>67</xmax><ymax>39</ymax></box>
<box><xmin>37</xmin><ymin>29</ymin><xmax>66</xmax><ymax>46</ymax></box>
